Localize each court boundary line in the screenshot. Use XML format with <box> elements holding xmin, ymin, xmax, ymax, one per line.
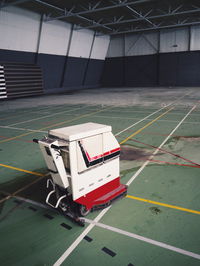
<box><xmin>0</xmin><ymin>106</ymin><xmax>113</xmax><ymax>144</ymax></box>
<box><xmin>120</xmin><ymin>107</ymin><xmax>174</xmax><ymax>144</ymax></box>
<box><xmin>7</xmin><ymin>105</ymin><xmax>89</xmax><ymax>127</ymax></box>
<box><xmin>0</xmin><ymin>125</ymin><xmax>47</xmax><ymax>133</ymax></box>
<box><xmin>84</xmin><ymin>218</ymin><xmax>200</xmax><ymax>260</ymax></box>
<box><xmin>94</xmin><ymin>115</ymin><xmax>200</xmax><ymax>125</ymax></box>
<box><xmin>4</xmin><ymin>196</ymin><xmax>199</xmax><ymax>260</ymax></box>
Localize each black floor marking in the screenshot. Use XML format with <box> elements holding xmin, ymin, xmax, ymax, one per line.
<box><xmin>13</xmin><ymin>199</ymin><xmax>23</xmax><ymax>205</ymax></box>
<box><xmin>60</xmin><ymin>223</ymin><xmax>72</xmax><ymax>230</ymax></box>
<box><xmin>102</xmin><ymin>247</ymin><xmax>116</xmax><ymax>257</ymax></box>
<box><xmin>128</xmin><ymin>264</ymin><xmax>134</xmax><ymax>266</ymax></box>
<box><xmin>28</xmin><ymin>206</ymin><xmax>37</xmax><ymax>211</ymax></box>
<box><xmin>83</xmin><ymin>235</ymin><xmax>93</xmax><ymax>242</ymax></box>
<box><xmin>44</xmin><ymin>214</ymin><xmax>54</xmax><ymax>220</ymax></box>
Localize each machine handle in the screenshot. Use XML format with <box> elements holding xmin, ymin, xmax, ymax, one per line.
<box><xmin>33</xmin><ymin>138</ymin><xmax>39</xmax><ymax>144</ymax></box>
<box><xmin>51</xmin><ymin>144</ymin><xmax>60</xmax><ymax>149</ymax></box>
<box><xmin>51</xmin><ymin>144</ymin><xmax>67</xmax><ymax>150</ymax></box>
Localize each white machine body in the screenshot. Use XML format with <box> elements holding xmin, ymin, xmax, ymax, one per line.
<box><xmin>38</xmin><ymin>123</ymin><xmax>120</xmax><ymax>202</ymax></box>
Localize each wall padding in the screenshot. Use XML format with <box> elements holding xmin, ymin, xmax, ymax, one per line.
<box><xmin>62</xmin><ymin>57</ymin><xmax>88</xmax><ymax>88</ymax></box>
<box><xmin>103</xmin><ymin>51</ymin><xmax>200</xmax><ymax>87</ymax></box>
<box><xmin>84</xmin><ymin>59</ymin><xmax>104</xmax><ymax>86</ymax></box>
<box><xmin>125</xmin><ymin>55</ymin><xmax>157</xmax><ymax>86</ymax></box>
<box><xmin>102</xmin><ymin>57</ymin><xmax>124</xmax><ymax>87</ymax></box>
<box><xmin>37</xmin><ymin>53</ymin><xmax>65</xmax><ymax>90</ymax></box>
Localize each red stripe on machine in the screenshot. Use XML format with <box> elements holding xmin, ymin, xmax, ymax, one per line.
<box><xmin>84</xmin><ymin>147</ymin><xmax>120</xmax><ymax>162</ymax></box>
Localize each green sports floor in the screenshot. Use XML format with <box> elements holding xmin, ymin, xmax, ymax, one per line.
<box><xmin>0</xmin><ymin>87</ymin><xmax>200</xmax><ymax>266</ymax></box>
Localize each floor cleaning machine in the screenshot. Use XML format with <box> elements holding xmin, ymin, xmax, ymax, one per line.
<box><xmin>33</xmin><ymin>122</ymin><xmax>127</xmax><ymax>226</ymax></box>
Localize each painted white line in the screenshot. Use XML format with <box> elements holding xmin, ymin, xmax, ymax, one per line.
<box><xmin>0</xmin><ymin>125</ymin><xmax>47</xmax><ymax>133</ymax></box>
<box><xmin>85</xmin><ymin>218</ymin><xmax>200</xmax><ymax>260</ymax></box>
<box><xmin>11</xmin><ymin>195</ymin><xmax>200</xmax><ymax>260</ymax></box>
<box><xmin>115</xmin><ymin>90</ymin><xmax>193</xmax><ymax>137</ymax></box>
<box><xmin>8</xmin><ymin>106</ymin><xmax>88</xmax><ymax>127</ymax></box>
<box><xmin>94</xmin><ymin>115</ymin><xmax>200</xmax><ymax>125</ymax></box>
<box><xmin>115</xmin><ymin>104</ymin><xmax>172</xmax><ymax>136</ymax></box>
<box><xmin>15</xmin><ymin>196</ymin><xmax>50</xmax><ymax>209</ymax></box>
<box><xmin>126</xmin><ymin>104</ymin><xmax>197</xmax><ymax>186</ymax></box>
<box><xmin>53</xmin><ymin>207</ymin><xmax>111</xmax><ymax>266</ymax></box>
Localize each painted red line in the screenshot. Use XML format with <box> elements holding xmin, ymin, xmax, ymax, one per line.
<box><xmin>149</xmin><ymin>159</ymin><xmax>200</xmax><ymax>168</ymax></box>
<box><xmin>128</xmin><ymin>138</ymin><xmax>200</xmax><ymax>167</ymax></box>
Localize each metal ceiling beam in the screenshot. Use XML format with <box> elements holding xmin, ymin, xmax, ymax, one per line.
<box><xmin>78</xmin><ymin>6</ymin><xmax>200</xmax><ymax>30</ymax></box>
<box><xmin>46</xmin><ymin>0</ymin><xmax>153</xmax><ymax>22</ymax></box>
<box><xmin>123</xmin><ymin>3</ymin><xmax>157</xmax><ymax>27</ymax></box>
<box><xmin>33</xmin><ymin>0</ymin><xmax>112</xmax><ymax>31</ymax></box>
<box><xmin>110</xmin><ymin>20</ymin><xmax>200</xmax><ymax>35</ymax></box>
<box><xmin>110</xmin><ymin>0</ymin><xmax>156</xmax><ymax>27</ymax></box>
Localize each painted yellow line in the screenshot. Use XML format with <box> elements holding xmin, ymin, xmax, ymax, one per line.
<box><xmin>0</xmin><ymin>163</ymin><xmax>45</xmax><ymax>177</ymax></box>
<box><xmin>120</xmin><ymin>107</ymin><xmax>174</xmax><ymax>145</ymax></box>
<box><xmin>0</xmin><ymin>106</ymin><xmax>112</xmax><ymax>144</ymax></box>
<box><xmin>126</xmin><ymin>195</ymin><xmax>200</xmax><ymax>215</ymax></box>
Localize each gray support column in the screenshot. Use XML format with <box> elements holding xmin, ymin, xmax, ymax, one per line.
<box><xmin>157</xmin><ymin>30</ymin><xmax>160</xmax><ymax>86</ymax></box>
<box><xmin>123</xmin><ymin>33</ymin><xmax>126</xmax><ymax>86</ymax></box>
<box><xmin>188</xmin><ymin>26</ymin><xmax>191</xmax><ymax>51</ymax></box>
<box><xmin>82</xmin><ymin>31</ymin><xmax>96</xmax><ymax>86</ymax></box>
<box><xmin>60</xmin><ymin>24</ymin><xmax>74</xmax><ymax>87</ymax></box>
<box><xmin>35</xmin><ymin>14</ymin><xmax>44</xmax><ymax>64</ymax></box>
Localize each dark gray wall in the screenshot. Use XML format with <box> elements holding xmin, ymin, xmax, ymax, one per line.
<box><xmin>159</xmin><ymin>51</ymin><xmax>200</xmax><ymax>86</ymax></box>
<box><xmin>102</xmin><ymin>51</ymin><xmax>200</xmax><ymax>87</ymax></box>
<box><xmin>0</xmin><ymin>49</ymin><xmax>104</xmax><ymax>92</ymax></box>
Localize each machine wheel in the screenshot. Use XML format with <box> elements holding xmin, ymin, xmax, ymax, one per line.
<box><xmin>79</xmin><ymin>205</ymin><xmax>90</xmax><ymax>217</ymax></box>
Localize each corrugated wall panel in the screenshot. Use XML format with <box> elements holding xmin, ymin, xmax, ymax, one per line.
<box><xmin>190</xmin><ymin>25</ymin><xmax>200</xmax><ymax>51</ymax></box>
<box><xmin>91</xmin><ymin>35</ymin><xmax>110</xmax><ymax>60</ymax></box>
<box><xmin>125</xmin><ymin>32</ymin><xmax>158</xmax><ymax>56</ymax></box>
<box><xmin>160</xmin><ymin>28</ymin><xmax>188</xmax><ymax>53</ymax></box>
<box><xmin>106</xmin><ymin>35</ymin><xmax>124</xmax><ymax>58</ymax></box>
<box><xmin>69</xmin><ymin>29</ymin><xmax>94</xmax><ymax>58</ymax></box>
<box><xmin>39</xmin><ymin>20</ymin><xmax>71</xmax><ymax>56</ymax></box>
<box><xmin>0</xmin><ymin>6</ymin><xmax>40</xmax><ymax>53</ymax></box>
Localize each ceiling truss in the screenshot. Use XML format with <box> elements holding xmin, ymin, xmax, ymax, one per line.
<box><xmin>1</xmin><ymin>0</ymin><xmax>200</xmax><ymax>35</ymax></box>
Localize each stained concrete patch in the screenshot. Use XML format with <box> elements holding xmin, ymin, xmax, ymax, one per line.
<box><xmin>149</xmin><ymin>207</ymin><xmax>162</xmax><ymax>215</ymax></box>
<box><xmin>120</xmin><ymin>145</ymin><xmax>163</xmax><ymax>172</ymax></box>
<box><xmin>121</xmin><ymin>145</ymin><xmax>151</xmax><ymax>161</ymax></box>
